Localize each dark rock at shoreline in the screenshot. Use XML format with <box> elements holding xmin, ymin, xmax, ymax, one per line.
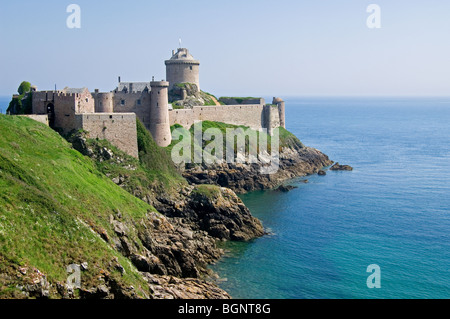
<box><xmin>330</xmin><ymin>162</ymin><xmax>353</xmax><ymax>171</ymax></box>
<box><xmin>276</xmin><ymin>185</ymin><xmax>298</xmax><ymax>192</ymax></box>
<box><xmin>144</xmin><ymin>274</ymin><xmax>231</xmax><ymax>299</ymax></box>
<box><xmin>318</xmin><ymin>170</ymin><xmax>327</xmax><ymax>176</ymax></box>
<box><xmin>182</xmin><ymin>146</ymin><xmax>333</xmax><ymax>194</ymax></box>
<box><xmin>151</xmin><ymin>185</ymin><xmax>265</xmax><ymax>242</ymax></box>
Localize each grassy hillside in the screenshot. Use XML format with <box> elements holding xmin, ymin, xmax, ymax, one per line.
<box><xmin>0</xmin><ymin>115</ymin><xmax>156</xmax><ymax>298</ymax></box>
<box><xmin>136</xmin><ymin>119</ymin><xmax>186</xmax><ymax>190</ymax></box>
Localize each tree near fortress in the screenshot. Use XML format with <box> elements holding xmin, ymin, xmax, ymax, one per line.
<box><xmin>7</xmin><ymin>81</ymin><xmax>33</xmax><ymax>115</ymax></box>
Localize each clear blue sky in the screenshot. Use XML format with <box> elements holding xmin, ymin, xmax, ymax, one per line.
<box><xmin>0</xmin><ymin>0</ymin><xmax>449</xmax><ymax>97</ymax></box>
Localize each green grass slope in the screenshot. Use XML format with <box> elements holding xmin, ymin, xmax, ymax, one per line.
<box><xmin>76</xmin><ymin>119</ymin><xmax>186</xmax><ymax>201</ymax></box>
<box><xmin>0</xmin><ymin>115</ymin><xmax>155</xmax><ymax>298</ymax></box>
<box><xmin>136</xmin><ymin>119</ymin><xmax>186</xmax><ymax>190</ymax></box>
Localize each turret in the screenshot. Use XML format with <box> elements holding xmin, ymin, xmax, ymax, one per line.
<box><xmin>165</xmin><ymin>48</ymin><xmax>200</xmax><ymax>92</ymax></box>
<box><xmin>149</xmin><ymin>81</ymin><xmax>172</xmax><ymax>147</ymax></box>
<box><xmin>93</xmin><ymin>89</ymin><xmax>114</xmax><ymax>113</ymax></box>
<box><xmin>273</xmin><ymin>97</ymin><xmax>286</xmax><ymax>129</ymax></box>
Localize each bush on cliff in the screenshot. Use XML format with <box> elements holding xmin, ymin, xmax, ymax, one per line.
<box><xmin>218</xmin><ymin>97</ymin><xmax>259</xmax><ymax>105</ymax></box>
<box><xmin>6</xmin><ymin>81</ymin><xmax>33</xmax><ymax>115</ymax></box>
<box><xmin>17</xmin><ymin>81</ymin><xmax>31</xmax><ymax>95</ymax></box>
<box><xmin>192</xmin><ymin>184</ymin><xmax>221</xmax><ymax>200</ymax></box>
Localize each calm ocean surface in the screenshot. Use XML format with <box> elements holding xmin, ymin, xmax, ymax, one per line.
<box><xmin>210</xmin><ymin>97</ymin><xmax>450</xmax><ymax>299</ymax></box>
<box><xmin>0</xmin><ymin>96</ymin><xmax>9</xmax><ymax>114</ymax></box>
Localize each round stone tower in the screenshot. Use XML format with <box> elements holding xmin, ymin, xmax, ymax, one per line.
<box><xmin>273</xmin><ymin>97</ymin><xmax>286</xmax><ymax>129</ymax></box>
<box><xmin>165</xmin><ymin>48</ymin><xmax>200</xmax><ymax>92</ymax></box>
<box><xmin>93</xmin><ymin>90</ymin><xmax>113</xmax><ymax>113</ymax></box>
<box><xmin>149</xmin><ymin>81</ymin><xmax>172</xmax><ymax>147</ymax></box>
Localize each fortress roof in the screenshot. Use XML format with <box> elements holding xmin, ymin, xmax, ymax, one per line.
<box><xmin>272</xmin><ymin>97</ymin><xmax>284</xmax><ymax>104</ymax></box>
<box><xmin>117</xmin><ymin>82</ymin><xmax>151</xmax><ymax>93</ymax></box>
<box><xmin>62</xmin><ymin>87</ymin><xmax>89</xmax><ymax>94</ymax></box>
<box><xmin>166</xmin><ymin>48</ymin><xmax>199</xmax><ymax>65</ymax></box>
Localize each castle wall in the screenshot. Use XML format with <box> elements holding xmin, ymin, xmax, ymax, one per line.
<box><xmin>56</xmin><ymin>91</ymin><xmax>94</xmax><ymax>132</ymax></box>
<box><xmin>31</xmin><ymin>91</ymin><xmax>52</xmax><ymax>114</ymax></box>
<box><xmin>263</xmin><ymin>105</ymin><xmax>281</xmax><ymax>135</ymax></box>
<box><xmin>19</xmin><ymin>114</ymin><xmax>49</xmax><ymax>126</ymax></box>
<box><xmin>112</xmin><ymin>92</ymin><xmax>151</xmax><ymax>128</ymax></box>
<box><xmin>75</xmin><ymin>113</ymin><xmax>139</xmax><ymax>158</ymax></box>
<box><xmin>54</xmin><ymin>94</ymin><xmax>77</xmax><ymax>132</ymax></box>
<box><xmin>31</xmin><ymin>90</ymin><xmax>94</xmax><ymax>133</ymax></box>
<box><xmin>169</xmin><ymin>104</ymin><xmax>273</xmax><ymax>131</ymax></box>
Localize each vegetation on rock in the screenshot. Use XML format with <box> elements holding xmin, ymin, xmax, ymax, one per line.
<box><xmin>169</xmin><ymin>83</ymin><xmax>221</xmax><ymax>108</ymax></box>
<box><xmin>218</xmin><ymin>97</ymin><xmax>260</xmax><ymax>105</ymax></box>
<box><xmin>6</xmin><ymin>81</ymin><xmax>33</xmax><ymax>115</ymax></box>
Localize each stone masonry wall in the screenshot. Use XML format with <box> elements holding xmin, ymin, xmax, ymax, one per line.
<box><xmin>31</xmin><ymin>90</ymin><xmax>95</xmax><ymax>133</ymax></box>
<box><xmin>112</xmin><ymin>92</ymin><xmax>151</xmax><ymax>129</ymax></box>
<box><xmin>269</xmin><ymin>105</ymin><xmax>281</xmax><ymax>133</ymax></box>
<box><xmin>169</xmin><ymin>104</ymin><xmax>281</xmax><ymax>132</ymax></box>
<box><xmin>19</xmin><ymin>115</ymin><xmax>49</xmax><ymax>126</ymax></box>
<box><xmin>75</xmin><ymin>113</ymin><xmax>138</xmax><ymax>158</ymax></box>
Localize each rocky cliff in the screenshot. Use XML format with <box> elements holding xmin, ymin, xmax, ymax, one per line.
<box><xmin>168</xmin><ymin>121</ymin><xmax>333</xmax><ymax>194</ymax></box>
<box><xmin>182</xmin><ymin>146</ymin><xmax>332</xmax><ymax>194</ymax></box>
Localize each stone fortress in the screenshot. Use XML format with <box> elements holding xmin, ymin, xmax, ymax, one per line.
<box><xmin>28</xmin><ymin>48</ymin><xmax>286</xmax><ymax>158</ymax></box>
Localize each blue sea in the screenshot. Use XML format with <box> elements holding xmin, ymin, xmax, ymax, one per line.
<box><xmin>210</xmin><ymin>97</ymin><xmax>450</xmax><ymax>299</ymax></box>
<box><xmin>0</xmin><ymin>96</ymin><xmax>9</xmax><ymax>114</ymax></box>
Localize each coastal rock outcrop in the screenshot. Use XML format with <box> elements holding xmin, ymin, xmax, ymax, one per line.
<box><xmin>276</xmin><ymin>185</ymin><xmax>298</xmax><ymax>192</ymax></box>
<box><xmin>182</xmin><ymin>146</ymin><xmax>333</xmax><ymax>194</ymax></box>
<box><xmin>330</xmin><ymin>162</ymin><xmax>353</xmax><ymax>171</ymax></box>
<box><xmin>108</xmin><ymin>210</ymin><xmax>223</xmax><ymax>280</ymax></box>
<box><xmin>144</xmin><ymin>274</ymin><xmax>231</xmax><ymax>299</ymax></box>
<box><xmin>151</xmin><ymin>185</ymin><xmax>265</xmax><ymax>242</ymax></box>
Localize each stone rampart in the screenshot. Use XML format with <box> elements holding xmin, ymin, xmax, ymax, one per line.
<box><xmin>75</xmin><ymin>113</ymin><xmax>138</xmax><ymax>158</ymax></box>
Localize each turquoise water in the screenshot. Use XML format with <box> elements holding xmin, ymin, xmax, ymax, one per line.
<box><xmin>210</xmin><ymin>97</ymin><xmax>450</xmax><ymax>299</ymax></box>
